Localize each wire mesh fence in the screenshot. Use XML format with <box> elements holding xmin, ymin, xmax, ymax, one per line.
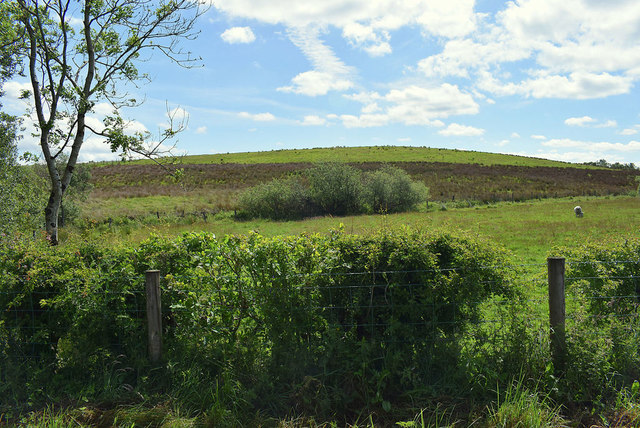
<box><xmin>1</xmin><ymin>258</ymin><xmax>639</xmax><ymax>402</ymax></box>
<box><xmin>1</xmin><ymin>265</ymin><xmax>547</xmax><ymax>360</ymax></box>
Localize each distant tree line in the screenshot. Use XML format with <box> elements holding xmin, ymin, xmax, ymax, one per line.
<box><xmin>583</xmin><ymin>159</ymin><xmax>638</xmax><ymax>170</ymax></box>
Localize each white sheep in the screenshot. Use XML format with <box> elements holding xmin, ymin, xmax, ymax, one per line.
<box><xmin>574</xmin><ymin>206</ymin><xmax>583</xmax><ymax>218</ymax></box>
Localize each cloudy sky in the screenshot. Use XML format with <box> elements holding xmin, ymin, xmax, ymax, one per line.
<box><xmin>4</xmin><ymin>0</ymin><xmax>640</xmax><ymax>164</ymax></box>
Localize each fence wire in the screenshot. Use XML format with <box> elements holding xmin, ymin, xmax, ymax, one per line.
<box><xmin>1</xmin><ymin>261</ymin><xmax>639</xmax><ymax>374</ymax></box>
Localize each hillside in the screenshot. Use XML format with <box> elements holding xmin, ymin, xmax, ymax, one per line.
<box><xmin>119</xmin><ymin>145</ymin><xmax>584</xmax><ymax>167</ymax></box>
<box><xmin>87</xmin><ymin>147</ymin><xmax>639</xmax><ymax>218</ymax></box>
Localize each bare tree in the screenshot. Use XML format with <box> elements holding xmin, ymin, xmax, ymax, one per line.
<box><xmin>7</xmin><ymin>0</ymin><xmax>204</xmax><ymax>244</ymax></box>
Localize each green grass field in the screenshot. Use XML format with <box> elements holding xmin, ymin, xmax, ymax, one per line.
<box><xmin>117</xmin><ymin>145</ymin><xmax>592</xmax><ymax>168</ymax></box>
<box><xmin>71</xmin><ymin>196</ymin><xmax>640</xmax><ymax>267</ymax></box>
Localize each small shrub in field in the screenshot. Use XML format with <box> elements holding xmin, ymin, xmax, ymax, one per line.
<box><xmin>364</xmin><ymin>165</ymin><xmax>428</xmax><ymax>213</ymax></box>
<box><xmin>305</xmin><ymin>162</ymin><xmax>364</xmax><ymax>215</ymax></box>
<box><xmin>237</xmin><ymin>176</ymin><xmax>311</xmax><ymax>220</ymax></box>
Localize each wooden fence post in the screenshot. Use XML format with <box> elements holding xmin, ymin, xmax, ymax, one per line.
<box><xmin>548</xmin><ymin>257</ymin><xmax>566</xmax><ymax>375</ymax></box>
<box><xmin>145</xmin><ymin>270</ymin><xmax>162</xmax><ymax>364</ymax></box>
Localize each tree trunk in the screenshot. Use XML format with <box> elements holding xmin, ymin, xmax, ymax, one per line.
<box><xmin>45</xmin><ymin>189</ymin><xmax>61</xmax><ymax>246</ymax></box>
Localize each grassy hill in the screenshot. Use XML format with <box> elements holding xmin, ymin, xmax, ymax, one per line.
<box><xmin>121</xmin><ymin>145</ymin><xmax>585</xmax><ymax>167</ymax></box>
<box><xmin>85</xmin><ymin>146</ymin><xmax>639</xmax><ymax>219</ymax></box>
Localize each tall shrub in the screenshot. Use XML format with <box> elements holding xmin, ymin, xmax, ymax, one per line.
<box><xmin>237</xmin><ymin>176</ymin><xmax>311</xmax><ymax>220</ymax></box>
<box><xmin>306</xmin><ymin>162</ymin><xmax>364</xmax><ymax>215</ymax></box>
<box><xmin>364</xmin><ymin>165</ymin><xmax>428</xmax><ymax>213</ymax></box>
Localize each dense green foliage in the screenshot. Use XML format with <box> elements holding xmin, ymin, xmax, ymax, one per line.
<box><xmin>238</xmin><ymin>163</ymin><xmax>428</xmax><ymax>220</ymax></box>
<box><xmin>583</xmin><ymin>158</ymin><xmax>638</xmax><ymax>170</ymax></box>
<box><xmin>550</xmin><ymin>240</ymin><xmax>640</xmax><ymax>405</ymax></box>
<box><xmin>1</xmin><ymin>228</ymin><xmax>518</xmax><ymax>420</ymax></box>
<box><xmin>0</xmin><ymin>6</ymin><xmax>44</xmax><ymax>240</ymax></box>
<box><xmin>2</xmin><ymin>227</ymin><xmax>640</xmax><ymax>424</ymax></box>
<box><xmin>364</xmin><ymin>165</ymin><xmax>429</xmax><ymax>213</ymax></box>
<box><xmin>0</xmin><ymin>115</ymin><xmax>46</xmax><ymax>240</ymax></box>
<box><xmin>306</xmin><ymin>162</ymin><xmax>365</xmax><ymax>215</ymax></box>
<box><xmin>237</xmin><ymin>176</ymin><xmax>312</xmax><ymax>220</ymax></box>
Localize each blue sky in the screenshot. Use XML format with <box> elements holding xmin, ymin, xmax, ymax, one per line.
<box><xmin>4</xmin><ymin>0</ymin><xmax>640</xmax><ymax>164</ymax></box>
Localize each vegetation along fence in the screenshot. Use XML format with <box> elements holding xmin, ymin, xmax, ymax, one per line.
<box><xmin>1</xmin><ymin>230</ymin><xmax>639</xmax><ymax>420</ymax></box>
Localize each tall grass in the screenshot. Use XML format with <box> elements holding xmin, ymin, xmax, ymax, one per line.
<box><xmin>487</xmin><ymin>380</ymin><xmax>567</xmax><ymax>428</ymax></box>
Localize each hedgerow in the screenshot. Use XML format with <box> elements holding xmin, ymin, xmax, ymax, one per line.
<box><xmin>3</xmin><ymin>232</ymin><xmax>640</xmax><ymax>422</ymax></box>
<box><xmin>0</xmin><ymin>228</ymin><xmax>518</xmax><ymax>420</ymax></box>
<box><xmin>550</xmin><ymin>239</ymin><xmax>640</xmax><ymax>404</ymax></box>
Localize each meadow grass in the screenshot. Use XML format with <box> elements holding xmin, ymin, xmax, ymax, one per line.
<box><xmin>115</xmin><ymin>146</ymin><xmax>591</xmax><ymax>168</ymax></box>
<box><xmin>72</xmin><ymin>196</ymin><xmax>640</xmax><ymax>267</ymax></box>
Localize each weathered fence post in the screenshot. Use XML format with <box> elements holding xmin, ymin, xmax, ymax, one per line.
<box><xmin>145</xmin><ymin>270</ymin><xmax>162</xmax><ymax>364</ymax></box>
<box><xmin>548</xmin><ymin>257</ymin><xmax>566</xmax><ymax>375</ymax></box>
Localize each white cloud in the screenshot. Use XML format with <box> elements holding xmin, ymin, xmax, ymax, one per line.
<box><xmin>531</xmin><ymin>135</ymin><xmax>547</xmax><ymax>140</ymax></box>
<box><xmin>565</xmin><ymin>116</ymin><xmax>617</xmax><ymax>128</ymax></box>
<box><xmin>364</xmin><ymin>42</ymin><xmax>392</xmax><ymax>57</ymax></box>
<box><xmin>195</xmin><ymin>126</ymin><xmax>208</xmax><ymax>134</ymax></box>
<box><xmin>342</xmin><ymin>22</ymin><xmax>392</xmax><ymax>57</ymax></box>
<box><xmin>123</xmin><ymin>119</ymin><xmax>150</xmax><ymax>135</ymax></box>
<box><xmin>541</xmin><ymin>138</ymin><xmax>640</xmax><ymax>153</ymax></box>
<box><xmin>361</xmin><ymin>102</ymin><xmax>381</xmax><ymax>114</ymax></box>
<box><xmin>438</xmin><ymin>123</ymin><xmax>485</xmax><ymax>137</ymax></box>
<box><xmin>84</xmin><ymin>116</ymin><xmax>106</xmax><ymax>134</ymax></box>
<box><xmin>620</xmin><ymin>128</ymin><xmax>638</xmax><ymax>136</ymax></box>
<box><xmin>565</xmin><ymin>116</ymin><xmax>597</xmax><ymax>127</ymax></box>
<box><xmin>210</xmin><ymin>0</ymin><xmax>477</xmax><ymax>39</ymax></box>
<box><xmin>239</xmin><ymin>111</ymin><xmax>276</xmax><ymax>121</ymax></box>
<box><xmin>340</xmin><ymin>113</ymin><xmax>389</xmax><ymax>128</ymax></box>
<box><xmin>397</xmin><ymin>137</ymin><xmax>412</xmax><ymax>142</ymax></box>
<box><xmin>596</xmin><ymin>120</ymin><xmax>618</xmax><ymax>128</ymax></box>
<box><xmin>165</xmin><ymin>107</ymin><xmax>190</xmax><ymax>128</ymax></box>
<box><xmin>511</xmin><ymin>132</ymin><xmax>521</xmax><ymax>138</ymax></box>
<box><xmin>532</xmin><ymin>151</ymin><xmax>613</xmax><ymax>164</ymax></box>
<box><xmin>277</xmin><ymin>27</ymin><xmax>354</xmax><ymax>96</ymax></box>
<box><xmin>221</xmin><ymin>26</ymin><xmax>256</xmax><ymax>44</ymax></box>
<box><xmin>524</xmin><ymin>72</ymin><xmax>632</xmax><ymax>99</ymax></box>
<box><xmin>92</xmin><ymin>102</ymin><xmax>114</xmax><ymax>115</ymax></box>
<box><xmin>300</xmin><ymin>115</ymin><xmax>327</xmax><ymax>126</ymax></box>
<box><xmin>478</xmin><ymin>71</ymin><xmax>633</xmax><ymax>99</ymax></box>
<box><xmin>416</xmin><ymin>0</ymin><xmax>640</xmax><ymax>100</ymax></box>
<box><xmin>2</xmin><ymin>81</ymin><xmax>32</xmax><ymax>99</ymax></box>
<box><xmin>339</xmin><ymin>84</ymin><xmax>477</xmax><ymax>128</ymax></box>
<box><xmin>385</xmin><ymin>84</ymin><xmax>478</xmax><ymax>124</ymax></box>
<box><xmin>620</xmin><ymin>125</ymin><xmax>640</xmax><ymax>136</ymax></box>
<box><xmin>278</xmin><ymin>70</ymin><xmax>353</xmax><ymax>96</ymax></box>
<box><xmin>64</xmin><ymin>16</ymin><xmax>84</xmax><ymax>28</ymax></box>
